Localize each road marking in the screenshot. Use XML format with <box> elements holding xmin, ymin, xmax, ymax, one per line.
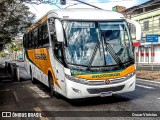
<box><xmin>13</xmin><ymin>90</ymin><xmax>20</xmax><ymax>102</ymax></box>
<box><xmin>137</xmin><ymin>79</ymin><xmax>160</xmax><ymax>84</ymax></box>
<box><xmin>34</xmin><ymin>107</ymin><xmax>49</xmax><ymax>120</ymax></box>
<box><xmin>0</xmin><ymin>89</ymin><xmax>10</xmax><ymax>92</ymax></box>
<box><xmin>136</xmin><ymin>84</ymin><xmax>155</xmax><ymax>89</ymax></box>
<box><xmin>157</xmin><ymin>98</ymin><xmax>160</xmax><ymax>100</ymax></box>
<box><xmin>136</xmin><ymin>81</ymin><xmax>160</xmax><ymax>88</ymax></box>
<box><xmin>1</xmin><ymin>80</ymin><xmax>13</xmax><ymax>82</ymax></box>
<box><xmin>30</xmin><ymin>86</ymin><xmax>50</xmax><ymax>98</ymax></box>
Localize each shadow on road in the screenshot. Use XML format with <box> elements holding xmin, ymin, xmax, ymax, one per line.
<box><xmin>31</xmin><ymin>80</ymin><xmax>151</xmax><ymax>107</ymax></box>
<box><xmin>66</xmin><ymin>95</ymin><xmax>131</xmax><ymax>106</ymax></box>
<box><xmin>1</xmin><ymin>62</ymin><xmax>153</xmax><ymax>107</ymax></box>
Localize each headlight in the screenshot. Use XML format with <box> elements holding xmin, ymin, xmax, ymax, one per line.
<box><xmin>126</xmin><ymin>71</ymin><xmax>136</xmax><ymax>79</ymax></box>
<box><xmin>65</xmin><ymin>74</ymin><xmax>88</xmax><ymax>85</ymax></box>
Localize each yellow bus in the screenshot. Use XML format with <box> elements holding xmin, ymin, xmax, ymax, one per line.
<box><xmin>23</xmin><ymin>8</ymin><xmax>141</xmax><ymax>99</ymax></box>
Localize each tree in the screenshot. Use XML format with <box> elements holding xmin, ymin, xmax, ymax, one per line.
<box><xmin>0</xmin><ymin>51</ymin><xmax>7</xmax><ymax>58</ymax></box>
<box><xmin>0</xmin><ymin>0</ymin><xmax>35</xmax><ymax>45</ymax></box>
<box><xmin>8</xmin><ymin>42</ymin><xmax>22</xmax><ymax>54</ymax></box>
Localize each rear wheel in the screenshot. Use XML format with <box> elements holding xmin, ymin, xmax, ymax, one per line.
<box><xmin>30</xmin><ymin>68</ymin><xmax>36</xmax><ymax>84</ymax></box>
<box><xmin>48</xmin><ymin>74</ymin><xmax>60</xmax><ymax>98</ymax></box>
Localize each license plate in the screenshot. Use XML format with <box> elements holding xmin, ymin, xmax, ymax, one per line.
<box><xmin>100</xmin><ymin>91</ymin><xmax>113</xmax><ymax>97</ymax></box>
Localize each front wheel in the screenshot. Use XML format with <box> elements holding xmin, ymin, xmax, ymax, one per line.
<box><xmin>48</xmin><ymin>75</ymin><xmax>61</xmax><ymax>98</ymax></box>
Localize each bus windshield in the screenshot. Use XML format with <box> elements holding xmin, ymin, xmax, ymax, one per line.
<box><xmin>62</xmin><ymin>21</ymin><xmax>134</xmax><ymax>68</ymax></box>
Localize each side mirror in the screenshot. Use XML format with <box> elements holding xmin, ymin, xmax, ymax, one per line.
<box><xmin>126</xmin><ymin>19</ymin><xmax>142</xmax><ymax>41</ymax></box>
<box><xmin>55</xmin><ymin>19</ymin><xmax>64</xmax><ymax>42</ymax></box>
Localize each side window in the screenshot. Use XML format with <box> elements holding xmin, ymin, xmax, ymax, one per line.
<box><xmin>33</xmin><ymin>28</ymin><xmax>38</xmax><ymax>48</ymax></box>
<box><xmin>54</xmin><ymin>42</ymin><xmax>63</xmax><ymax>63</ymax></box>
<box><xmin>28</xmin><ymin>32</ymin><xmax>32</xmax><ymax>49</ymax></box>
<box><xmin>31</xmin><ymin>31</ymin><xmax>34</xmax><ymax>49</ymax></box>
<box><xmin>143</xmin><ymin>21</ymin><xmax>149</xmax><ymax>31</ymax></box>
<box><xmin>41</xmin><ymin>22</ymin><xmax>49</xmax><ymax>47</ymax></box>
<box><xmin>38</xmin><ymin>26</ymin><xmax>42</xmax><ymax>48</ymax></box>
<box><xmin>48</xmin><ymin>18</ymin><xmax>63</xmax><ymax>63</ymax></box>
<box><xmin>23</xmin><ymin>35</ymin><xmax>26</xmax><ymax>49</ymax></box>
<box><xmin>25</xmin><ymin>34</ymin><xmax>29</xmax><ymax>49</ymax></box>
<box><xmin>48</xmin><ymin>18</ymin><xmax>57</xmax><ymax>45</ymax></box>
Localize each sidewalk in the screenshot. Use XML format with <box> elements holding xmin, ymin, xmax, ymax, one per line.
<box><xmin>0</xmin><ymin>64</ymin><xmax>13</xmax><ymax>83</ymax></box>
<box><xmin>0</xmin><ymin>61</ymin><xmax>31</xmax><ymax>82</ymax></box>
<box><xmin>0</xmin><ymin>62</ymin><xmax>30</xmax><ymax>119</ymax></box>
<box><xmin>136</xmin><ymin>63</ymin><xmax>160</xmax><ymax>71</ymax></box>
<box><xmin>0</xmin><ymin>63</ymin><xmax>17</xmax><ymax>116</ymax></box>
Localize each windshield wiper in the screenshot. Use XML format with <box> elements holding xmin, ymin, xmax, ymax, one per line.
<box><xmin>86</xmin><ymin>34</ymin><xmax>124</xmax><ymax>70</ymax></box>
<box><xmin>103</xmin><ymin>35</ymin><xmax>124</xmax><ymax>68</ymax></box>
<box><xmin>86</xmin><ymin>40</ymin><xmax>101</xmax><ymax>70</ymax></box>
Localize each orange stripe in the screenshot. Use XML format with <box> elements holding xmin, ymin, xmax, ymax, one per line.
<box><xmin>75</xmin><ymin>65</ymin><xmax>135</xmax><ymax>80</ymax></box>
<box><xmin>27</xmin><ymin>16</ymin><xmax>47</xmax><ymax>33</ymax></box>
<box><xmin>27</xmin><ymin>48</ymin><xmax>61</xmax><ymax>88</ymax></box>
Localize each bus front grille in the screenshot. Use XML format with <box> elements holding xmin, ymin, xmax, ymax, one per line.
<box><xmin>87</xmin><ymin>77</ymin><xmax>127</xmax><ymax>86</ymax></box>
<box><xmin>87</xmin><ymin>85</ymin><xmax>125</xmax><ymax>94</ymax></box>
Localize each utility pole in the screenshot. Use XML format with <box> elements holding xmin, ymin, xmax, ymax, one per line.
<box><xmin>73</xmin><ymin>0</ymin><xmax>103</xmax><ymax>10</ymax></box>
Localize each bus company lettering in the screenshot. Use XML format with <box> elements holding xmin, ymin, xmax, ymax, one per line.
<box><xmin>92</xmin><ymin>73</ymin><xmax>120</xmax><ymax>78</ymax></box>
<box><xmin>35</xmin><ymin>54</ymin><xmax>47</xmax><ymax>60</ymax></box>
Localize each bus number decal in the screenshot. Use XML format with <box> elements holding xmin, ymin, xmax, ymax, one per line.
<box><xmin>35</xmin><ymin>54</ymin><xmax>47</xmax><ymax>60</ymax></box>
<box><xmin>92</xmin><ymin>73</ymin><xmax>120</xmax><ymax>79</ymax></box>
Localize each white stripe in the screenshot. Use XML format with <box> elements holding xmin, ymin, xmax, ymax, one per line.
<box><xmin>157</xmin><ymin>98</ymin><xmax>160</xmax><ymax>100</ymax></box>
<box><xmin>30</xmin><ymin>86</ymin><xmax>50</xmax><ymax>98</ymax></box>
<box><xmin>137</xmin><ymin>79</ymin><xmax>160</xmax><ymax>84</ymax></box>
<box><xmin>136</xmin><ymin>84</ymin><xmax>155</xmax><ymax>89</ymax></box>
<box><xmin>0</xmin><ymin>89</ymin><xmax>10</xmax><ymax>92</ymax></box>
<box><xmin>136</xmin><ymin>81</ymin><xmax>160</xmax><ymax>88</ymax></box>
<box><xmin>13</xmin><ymin>90</ymin><xmax>20</xmax><ymax>102</ymax></box>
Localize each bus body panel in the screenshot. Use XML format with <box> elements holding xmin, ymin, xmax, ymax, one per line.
<box><xmin>73</xmin><ymin>65</ymin><xmax>135</xmax><ymax>80</ymax></box>
<box><xmin>23</xmin><ymin>8</ymin><xmax>140</xmax><ymax>99</ymax></box>
<box><xmin>48</xmin><ymin>47</ymin><xmax>67</xmax><ymax>96</ymax></box>
<box><xmin>25</xmin><ymin>48</ymin><xmax>67</xmax><ymax>96</ymax></box>
<box><xmin>65</xmin><ymin>74</ymin><xmax>136</xmax><ymax>99</ymax></box>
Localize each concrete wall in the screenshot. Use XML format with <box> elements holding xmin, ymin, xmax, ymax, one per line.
<box><xmin>135</xmin><ymin>44</ymin><xmax>160</xmax><ymax>64</ymax></box>
<box><xmin>130</xmin><ymin>8</ymin><xmax>160</xmax><ymax>64</ymax></box>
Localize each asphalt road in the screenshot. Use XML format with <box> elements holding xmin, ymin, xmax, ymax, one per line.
<box><xmin>0</xmin><ymin>62</ymin><xmax>160</xmax><ymax>120</ymax></box>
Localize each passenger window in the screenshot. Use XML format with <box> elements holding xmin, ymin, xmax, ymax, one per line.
<box><xmin>41</xmin><ymin>22</ymin><xmax>49</xmax><ymax>47</ymax></box>
<box><xmin>48</xmin><ymin>18</ymin><xmax>57</xmax><ymax>46</ymax></box>
<box><xmin>48</xmin><ymin>18</ymin><xmax>63</xmax><ymax>63</ymax></box>
<box><xmin>25</xmin><ymin>34</ymin><xmax>29</xmax><ymax>49</ymax></box>
<box><xmin>33</xmin><ymin>28</ymin><xmax>38</xmax><ymax>48</ymax></box>
<box><xmin>54</xmin><ymin>42</ymin><xmax>63</xmax><ymax>62</ymax></box>
<box><xmin>38</xmin><ymin>26</ymin><xmax>43</xmax><ymax>48</ymax></box>
<box><xmin>23</xmin><ymin>35</ymin><xmax>27</xmax><ymax>49</ymax></box>
<box><xmin>28</xmin><ymin>32</ymin><xmax>32</xmax><ymax>49</ymax></box>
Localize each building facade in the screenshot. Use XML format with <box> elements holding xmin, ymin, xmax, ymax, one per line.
<box><xmin>112</xmin><ymin>6</ymin><xmax>126</xmax><ymax>13</ymax></box>
<box><xmin>123</xmin><ymin>0</ymin><xmax>160</xmax><ymax>64</ymax></box>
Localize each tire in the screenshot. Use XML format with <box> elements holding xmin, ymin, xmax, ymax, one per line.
<box><xmin>30</xmin><ymin>68</ymin><xmax>36</xmax><ymax>84</ymax></box>
<box><xmin>48</xmin><ymin>74</ymin><xmax>60</xmax><ymax>98</ymax></box>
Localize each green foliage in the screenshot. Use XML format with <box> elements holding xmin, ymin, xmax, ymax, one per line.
<box><xmin>8</xmin><ymin>42</ymin><xmax>22</xmax><ymax>53</ymax></box>
<box><xmin>0</xmin><ymin>0</ymin><xmax>35</xmax><ymax>45</ymax></box>
<box><xmin>0</xmin><ymin>51</ymin><xmax>7</xmax><ymax>58</ymax></box>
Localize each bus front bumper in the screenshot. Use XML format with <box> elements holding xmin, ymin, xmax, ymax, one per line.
<box><xmin>65</xmin><ymin>75</ymin><xmax>136</xmax><ymax>99</ymax></box>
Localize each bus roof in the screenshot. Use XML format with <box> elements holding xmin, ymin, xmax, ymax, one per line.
<box><xmin>47</xmin><ymin>8</ymin><xmax>125</xmax><ymax>20</ymax></box>
<box><xmin>26</xmin><ymin>8</ymin><xmax>125</xmax><ymax>33</ymax></box>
